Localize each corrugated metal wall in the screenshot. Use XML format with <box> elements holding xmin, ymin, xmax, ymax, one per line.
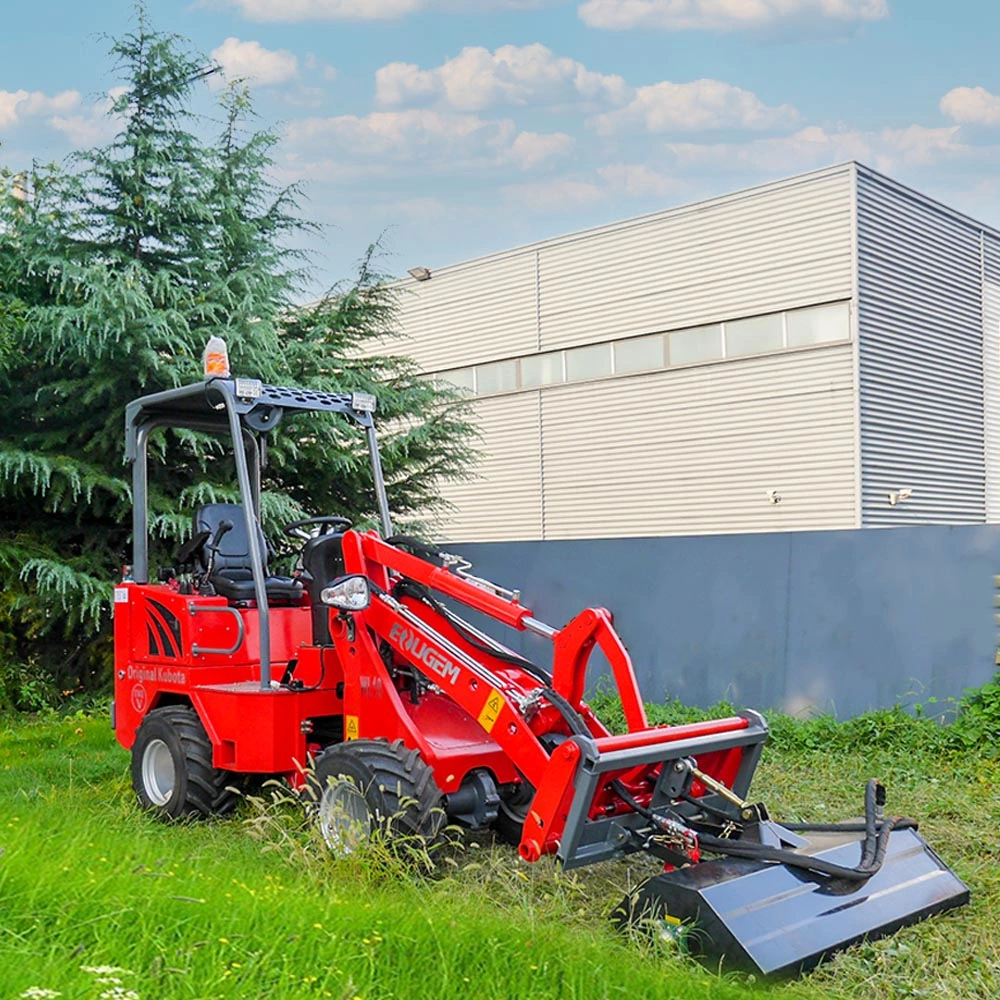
<box><xmin>392</xmin><ymin>252</ymin><xmax>539</xmax><ymax>372</ymax></box>
<box><xmin>538</xmin><ymin>347</ymin><xmax>857</xmax><ymax>539</ymax></box>
<box><xmin>391</xmin><ymin>165</ymin><xmax>853</xmax><ymax>371</ymax></box>
<box><xmin>413</xmin><ymin>165</ymin><xmax>859</xmax><ymax>542</ymax></box>
<box><xmin>437</xmin><ymin>392</ymin><xmax>544</xmax><ymax>542</ymax></box>
<box><xmin>983</xmin><ymin>235</ymin><xmax>1000</xmax><ymax>521</ymax></box>
<box><xmin>439</xmin><ymin>345</ymin><xmax>857</xmax><ymax>541</ymax></box>
<box><xmin>537</xmin><ymin>170</ymin><xmax>853</xmax><ymax>352</ymax></box>
<box><xmin>857</xmin><ymin>168</ymin><xmax>986</xmax><ymax>525</ymax></box>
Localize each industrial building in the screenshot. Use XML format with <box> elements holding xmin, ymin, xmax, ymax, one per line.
<box><xmin>390</xmin><ymin>161</ymin><xmax>1000</xmax><ymax>542</ymax></box>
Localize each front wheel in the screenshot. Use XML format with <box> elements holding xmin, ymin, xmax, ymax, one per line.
<box><xmin>309</xmin><ymin>739</ymin><xmax>444</xmax><ymax>855</ymax></box>
<box><xmin>131</xmin><ymin>706</ymin><xmax>236</xmax><ymax>819</ymax></box>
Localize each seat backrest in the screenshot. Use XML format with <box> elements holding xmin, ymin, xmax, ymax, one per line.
<box><xmin>193</xmin><ymin>503</ymin><xmax>270</xmax><ymax>578</ymax></box>
<box><xmin>301</xmin><ymin>533</ymin><xmax>346</xmax><ymax>644</ymax></box>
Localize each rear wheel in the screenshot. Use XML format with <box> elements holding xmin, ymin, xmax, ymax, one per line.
<box><xmin>131</xmin><ymin>706</ymin><xmax>237</xmax><ymax>819</ymax></box>
<box><xmin>309</xmin><ymin>738</ymin><xmax>444</xmax><ymax>855</ymax></box>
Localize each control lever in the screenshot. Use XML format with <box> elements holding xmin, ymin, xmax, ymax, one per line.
<box><xmin>202</xmin><ymin>520</ymin><xmax>234</xmax><ymax>582</ymax></box>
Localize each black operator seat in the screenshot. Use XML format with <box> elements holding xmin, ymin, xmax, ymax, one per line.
<box><xmin>301</xmin><ymin>533</ymin><xmax>346</xmax><ymax>645</ymax></box>
<box><xmin>193</xmin><ymin>503</ymin><xmax>303</xmax><ymax>604</ymax></box>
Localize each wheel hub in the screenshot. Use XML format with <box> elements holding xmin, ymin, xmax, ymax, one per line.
<box><xmin>142</xmin><ymin>738</ymin><xmax>176</xmax><ymax>806</ymax></box>
<box><xmin>318</xmin><ymin>778</ymin><xmax>372</xmax><ymax>854</ymax></box>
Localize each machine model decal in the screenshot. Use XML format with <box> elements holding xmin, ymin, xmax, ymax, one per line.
<box><xmin>146</xmin><ymin>599</ymin><xmax>184</xmax><ymax>658</ymax></box>
<box><xmin>127</xmin><ymin>663</ymin><xmax>188</xmax><ymax>686</ymax></box>
<box><xmin>388</xmin><ymin>622</ymin><xmax>460</xmax><ymax>685</ymax></box>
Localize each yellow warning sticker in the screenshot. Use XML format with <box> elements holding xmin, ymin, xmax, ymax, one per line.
<box><xmin>345</xmin><ymin>715</ymin><xmax>359</xmax><ymax>740</ymax></box>
<box><xmin>477</xmin><ymin>690</ymin><xmax>504</xmax><ymax>733</ymax></box>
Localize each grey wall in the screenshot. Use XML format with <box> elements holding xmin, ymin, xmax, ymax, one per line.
<box><xmin>449</xmin><ymin>525</ymin><xmax>1000</xmax><ymax>719</ymax></box>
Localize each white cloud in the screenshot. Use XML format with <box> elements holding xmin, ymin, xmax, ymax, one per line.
<box><xmin>0</xmin><ymin>89</ymin><xmax>79</xmax><ymax>130</ymax></box>
<box><xmin>304</xmin><ymin>53</ymin><xmax>339</xmax><ymax>82</ymax></box>
<box><xmin>48</xmin><ymin>87</ymin><xmax>126</xmax><ymax>146</ymax></box>
<box><xmin>225</xmin><ymin>0</ymin><xmax>551</xmax><ymax>22</ymax></box>
<box><xmin>578</xmin><ymin>0</ymin><xmax>889</xmax><ymax>31</ymax></box>
<box><xmin>375</xmin><ymin>43</ymin><xmax>629</xmax><ymax>112</ymax></box>
<box><xmin>664</xmin><ymin>123</ymin><xmax>966</xmax><ymax>175</ymax></box>
<box><xmin>504</xmin><ymin>162</ymin><xmax>683</xmax><ymax>211</ymax></box>
<box><xmin>506</xmin><ymin>130</ymin><xmax>575</xmax><ymax>168</ymax></box>
<box><xmin>592</xmin><ymin>78</ymin><xmax>798</xmax><ymax>133</ymax></box>
<box><xmin>503</xmin><ymin>177</ymin><xmax>606</xmax><ymax>211</ymax></box>
<box><xmin>286</xmin><ymin>109</ymin><xmax>514</xmax><ymax>159</ymax></box>
<box><xmin>940</xmin><ymin>86</ymin><xmax>1000</xmax><ymax>127</ymax></box>
<box><xmin>284</xmin><ymin>108</ymin><xmax>571</xmax><ymax>179</ymax></box>
<box><xmin>596</xmin><ymin>162</ymin><xmax>680</xmax><ymax>197</ymax></box>
<box><xmin>211</xmin><ymin>37</ymin><xmax>299</xmax><ymax>87</ymax></box>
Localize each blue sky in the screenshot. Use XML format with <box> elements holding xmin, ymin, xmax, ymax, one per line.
<box><xmin>3</xmin><ymin>1</ymin><xmax>1000</xmax><ymax>297</ymax></box>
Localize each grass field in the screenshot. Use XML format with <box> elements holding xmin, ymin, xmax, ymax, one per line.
<box><xmin>0</xmin><ymin>705</ymin><xmax>997</xmax><ymax>1000</ymax></box>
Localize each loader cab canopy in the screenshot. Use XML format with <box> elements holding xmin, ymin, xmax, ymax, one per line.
<box><xmin>125</xmin><ymin>377</ymin><xmax>394</xmax><ymax>690</ymax></box>
<box><xmin>124</xmin><ymin>378</ymin><xmax>378</xmax><ymax>458</ymax></box>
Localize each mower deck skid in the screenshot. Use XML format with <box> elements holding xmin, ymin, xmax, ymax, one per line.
<box><xmin>617</xmin><ymin>825</ymin><xmax>969</xmax><ymax>976</ymax></box>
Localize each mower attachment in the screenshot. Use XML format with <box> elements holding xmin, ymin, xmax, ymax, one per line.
<box><xmin>616</xmin><ymin>824</ymin><xmax>969</xmax><ymax>976</ymax></box>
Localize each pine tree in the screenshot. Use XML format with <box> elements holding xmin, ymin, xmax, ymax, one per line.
<box><xmin>0</xmin><ymin>10</ymin><xmax>473</xmax><ymax>707</ymax></box>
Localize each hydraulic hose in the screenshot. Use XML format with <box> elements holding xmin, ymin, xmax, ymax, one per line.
<box><xmin>392</xmin><ymin>578</ymin><xmax>554</xmax><ymax>685</ymax></box>
<box><xmin>620</xmin><ymin>777</ymin><xmax>905</xmax><ymax>883</ymax></box>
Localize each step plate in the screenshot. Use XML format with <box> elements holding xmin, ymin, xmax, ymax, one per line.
<box><xmin>617</xmin><ymin>827</ymin><xmax>968</xmax><ymax>976</ymax></box>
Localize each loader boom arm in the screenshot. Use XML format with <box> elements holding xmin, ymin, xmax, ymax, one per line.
<box><xmin>339</xmin><ymin>530</ymin><xmax>765</xmax><ymax>864</ymax></box>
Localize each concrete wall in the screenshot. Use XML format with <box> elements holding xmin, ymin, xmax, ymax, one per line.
<box><xmin>449</xmin><ymin>525</ymin><xmax>1000</xmax><ymax>718</ymax></box>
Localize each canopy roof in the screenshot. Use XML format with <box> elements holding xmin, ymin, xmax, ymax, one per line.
<box><xmin>124</xmin><ymin>378</ymin><xmax>375</xmax><ymax>459</ymax></box>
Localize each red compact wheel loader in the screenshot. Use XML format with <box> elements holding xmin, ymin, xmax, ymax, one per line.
<box><xmin>113</xmin><ymin>371</ymin><xmax>968</xmax><ymax>976</ymax></box>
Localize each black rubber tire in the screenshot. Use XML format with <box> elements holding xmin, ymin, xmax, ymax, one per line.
<box><xmin>494</xmin><ymin>732</ymin><xmax>565</xmax><ymax>845</ymax></box>
<box><xmin>131</xmin><ymin>706</ymin><xmax>237</xmax><ymax>819</ymax></box>
<box><xmin>493</xmin><ymin>781</ymin><xmax>534</xmax><ymax>846</ymax></box>
<box><xmin>309</xmin><ymin>738</ymin><xmax>444</xmax><ymax>854</ymax></box>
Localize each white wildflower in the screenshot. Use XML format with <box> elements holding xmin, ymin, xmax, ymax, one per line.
<box><xmin>20</xmin><ymin>989</ymin><xmax>62</xmax><ymax>1000</ymax></box>
<box><xmin>81</xmin><ymin>966</ymin><xmax>128</xmax><ymax>976</ymax></box>
<box><xmin>99</xmin><ymin>989</ymin><xmax>139</xmax><ymax>1000</ymax></box>
<box><xmin>96</xmin><ymin>979</ymin><xmax>123</xmax><ymax>986</ymax></box>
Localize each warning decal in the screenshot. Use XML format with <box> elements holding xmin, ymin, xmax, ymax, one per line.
<box><xmin>477</xmin><ymin>690</ymin><xmax>503</xmax><ymax>733</ymax></box>
<box><xmin>345</xmin><ymin>715</ymin><xmax>359</xmax><ymax>740</ymax></box>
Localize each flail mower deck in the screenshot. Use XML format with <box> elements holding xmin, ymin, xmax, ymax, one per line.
<box><xmin>112</xmin><ymin>366</ymin><xmax>968</xmax><ymax>976</ymax></box>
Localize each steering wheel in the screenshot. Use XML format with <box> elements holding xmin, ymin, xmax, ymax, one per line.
<box><xmin>282</xmin><ymin>515</ymin><xmax>353</xmax><ymax>542</ymax></box>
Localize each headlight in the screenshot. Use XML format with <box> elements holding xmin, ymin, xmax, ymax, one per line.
<box><xmin>320</xmin><ymin>574</ymin><xmax>371</xmax><ymax>611</ymax></box>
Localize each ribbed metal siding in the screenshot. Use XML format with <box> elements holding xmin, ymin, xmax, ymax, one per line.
<box><xmin>984</xmin><ymin>235</ymin><xmax>1000</xmax><ymax>521</ymax></box>
<box><xmin>857</xmin><ymin>170</ymin><xmax>985</xmax><ymax>525</ymax></box>
<box><xmin>389</xmin><ymin>253</ymin><xmax>538</xmax><ymax>372</ymax></box>
<box><xmin>538</xmin><ymin>170</ymin><xmax>853</xmax><ymax>351</ymax></box>
<box><xmin>539</xmin><ymin>346</ymin><xmax>856</xmax><ymax>539</ymax></box>
<box><xmin>435</xmin><ymin>392</ymin><xmax>543</xmax><ymax>542</ymax></box>
<box><xmin>387</xmin><ymin>165</ymin><xmax>853</xmax><ymax>372</ymax></box>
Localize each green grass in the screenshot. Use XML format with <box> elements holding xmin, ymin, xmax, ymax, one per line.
<box><xmin>0</xmin><ymin>707</ymin><xmax>996</xmax><ymax>1000</ymax></box>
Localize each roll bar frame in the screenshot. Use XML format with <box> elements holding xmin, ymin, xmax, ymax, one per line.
<box><xmin>125</xmin><ymin>377</ymin><xmax>393</xmax><ymax>689</ymax></box>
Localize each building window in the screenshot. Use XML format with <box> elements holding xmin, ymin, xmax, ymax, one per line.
<box><xmin>725</xmin><ymin>313</ymin><xmax>784</xmax><ymax>358</ymax></box>
<box><xmin>786</xmin><ymin>301</ymin><xmax>849</xmax><ymax>348</ymax></box>
<box><xmin>521</xmin><ymin>352</ymin><xmax>564</xmax><ymax>388</ymax></box>
<box><xmin>565</xmin><ymin>343</ymin><xmax>612</xmax><ymax>381</ymax></box>
<box><xmin>669</xmin><ymin>324</ymin><xmax>723</xmax><ymax>365</ymax></box>
<box><xmin>430</xmin><ymin>300</ymin><xmax>849</xmax><ymax>397</ymax></box>
<box><xmin>614</xmin><ymin>334</ymin><xmax>665</xmax><ymax>374</ymax></box>
<box><xmin>475</xmin><ymin>359</ymin><xmax>518</xmax><ymax>394</ymax></box>
<box><xmin>440</xmin><ymin>368</ymin><xmax>475</xmax><ymax>392</ymax></box>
